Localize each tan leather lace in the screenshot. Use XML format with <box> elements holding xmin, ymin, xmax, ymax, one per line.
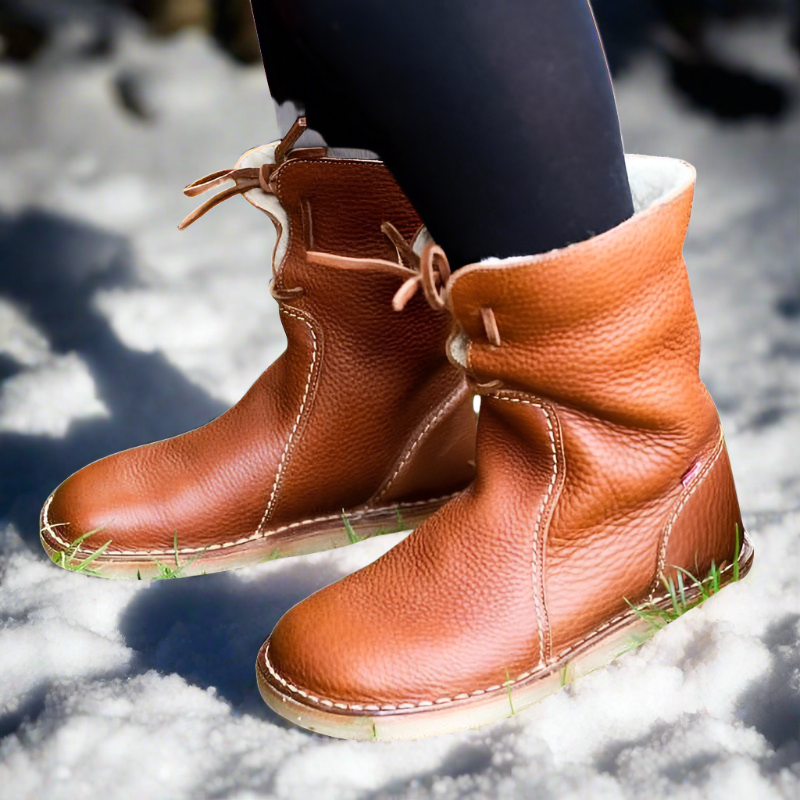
<box><xmin>178</xmin><ymin>117</ymin><xmax>310</xmax><ymax>230</ymax></box>
<box><xmin>180</xmin><ymin>122</ymin><xmax>502</xmax><ymax>347</ymax></box>
<box><xmin>309</xmin><ymin>224</ymin><xmax>505</xmax><ymax>348</ymax></box>
<box><xmin>309</xmin><ymin>223</ymin><xmax>505</xmax><ymax>349</ymax></box>
<box><xmin>307</xmin><ymin>222</ymin><xmax>452</xmax><ymax>312</ymax></box>
<box><xmin>480</xmin><ymin>306</ymin><xmax>502</xmax><ymax>346</ymax></box>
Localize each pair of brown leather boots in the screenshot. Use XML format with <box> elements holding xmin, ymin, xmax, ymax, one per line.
<box><xmin>40</xmin><ymin>121</ymin><xmax>753</xmax><ymax>741</ymax></box>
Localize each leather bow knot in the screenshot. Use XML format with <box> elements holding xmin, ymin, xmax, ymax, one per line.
<box><xmin>178</xmin><ymin>116</ymin><xmax>310</xmax><ymax>231</ymax></box>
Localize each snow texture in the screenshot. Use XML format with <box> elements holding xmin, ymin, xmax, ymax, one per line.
<box><xmin>1</xmin><ymin>19</ymin><xmax>799</xmax><ymax>800</ymax></box>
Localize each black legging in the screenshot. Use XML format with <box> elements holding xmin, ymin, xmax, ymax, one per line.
<box><xmin>252</xmin><ymin>0</ymin><xmax>634</xmax><ymax>269</ymax></box>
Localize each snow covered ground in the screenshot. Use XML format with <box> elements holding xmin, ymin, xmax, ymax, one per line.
<box><xmin>1</xmin><ymin>19</ymin><xmax>798</xmax><ymax>800</ymax></box>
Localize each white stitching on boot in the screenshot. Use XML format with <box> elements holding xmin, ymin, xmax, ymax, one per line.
<box><xmin>255</xmin><ymin>306</ymin><xmax>321</xmax><ymax>536</ymax></box>
<box><xmin>261</xmin><ymin>562</ymin><xmax>736</xmax><ymax>713</ymax></box>
<box><xmin>649</xmin><ymin>433</ymin><xmax>725</xmax><ymax>601</ymax></box>
<box><xmin>488</xmin><ymin>394</ymin><xmax>560</xmax><ymax>669</ymax></box>
<box><xmin>487</xmin><ymin>394</ymin><xmax>558</xmax><ymax>664</ymax></box>
<box><xmin>373</xmin><ymin>382</ymin><xmax>471</xmax><ymax>504</ymax></box>
<box><xmin>41</xmin><ymin>492</ymin><xmax>460</xmax><ymax>556</ymax></box>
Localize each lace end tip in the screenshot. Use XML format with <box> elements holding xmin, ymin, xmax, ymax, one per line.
<box><xmin>183</xmin><ymin>185</ymin><xmax>210</xmax><ymax>199</ymax></box>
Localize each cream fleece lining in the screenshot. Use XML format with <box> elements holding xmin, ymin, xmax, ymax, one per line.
<box><xmin>448</xmin><ymin>155</ymin><xmax>695</xmax><ymax>366</ymax></box>
<box><xmin>236</xmin><ymin>142</ymin><xmax>292</xmax><ymax>274</ymax></box>
<box><xmin>478</xmin><ymin>155</ymin><xmax>695</xmax><ymax>266</ymax></box>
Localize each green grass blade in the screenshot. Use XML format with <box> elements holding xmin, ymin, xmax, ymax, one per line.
<box><xmin>709</xmin><ymin>560</ymin><xmax>720</xmax><ymax>596</ymax></box>
<box><xmin>670</xmin><ymin>564</ymin><xmax>706</xmax><ymax>592</ymax></box>
<box><xmin>67</xmin><ymin>527</ymin><xmax>104</xmax><ymax>550</ymax></box>
<box><xmin>664</xmin><ymin>576</ymin><xmax>680</xmax><ymax>618</ymax></box>
<box><xmin>677</xmin><ymin>570</ymin><xmax>687</xmax><ymax>607</ymax></box>
<box><xmin>505</xmin><ymin>667</ymin><xmax>515</xmax><ymax>716</ymax></box>
<box><xmin>624</xmin><ymin>596</ymin><xmax>666</xmax><ymax>631</ymax></box>
<box><xmin>62</xmin><ymin>526</ymin><xmax>109</xmax><ymax>560</ymax></box>
<box><xmin>153</xmin><ymin>560</ymin><xmax>169</xmax><ymax>578</ymax></box>
<box><xmin>342</xmin><ymin>511</ymin><xmax>361</xmax><ymax>544</ymax></box>
<box><xmin>72</xmin><ymin>540</ymin><xmax>112</xmax><ymax>573</ymax></box>
<box><xmin>625</xmin><ymin>542</ymin><xmax>745</xmax><ymax>645</ymax></box>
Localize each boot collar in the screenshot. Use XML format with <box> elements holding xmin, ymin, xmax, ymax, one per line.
<box><xmin>451</xmin><ymin>155</ymin><xmax>696</xmax><ymax>281</ymax></box>
<box><xmin>444</xmin><ymin>155</ymin><xmax>698</xmax><ymax>365</ymax></box>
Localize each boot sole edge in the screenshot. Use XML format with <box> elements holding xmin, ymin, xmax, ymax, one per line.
<box><xmin>39</xmin><ymin>495</ymin><xmax>454</xmax><ymax>580</ymax></box>
<box><xmin>256</xmin><ymin>530</ymin><xmax>755</xmax><ymax>741</ymax></box>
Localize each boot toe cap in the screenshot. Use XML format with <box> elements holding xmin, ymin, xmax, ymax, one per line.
<box><xmin>41</xmin><ymin>459</ymin><xmax>136</xmax><ymax>558</ymax></box>
<box><xmin>260</xmin><ymin>551</ymin><xmax>536</xmax><ymax>714</ymax></box>
<box><xmin>263</xmin><ymin>583</ymin><xmax>426</xmax><ymax>712</ymax></box>
<box><xmin>39</xmin><ymin>445</ymin><xmax>178</xmax><ymax>560</ymax></box>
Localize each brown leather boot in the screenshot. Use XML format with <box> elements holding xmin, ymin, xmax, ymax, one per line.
<box><xmin>39</xmin><ymin>121</ymin><xmax>477</xmax><ymax>579</ymax></box>
<box><xmin>257</xmin><ymin>155</ymin><xmax>754</xmax><ymax>740</ymax></box>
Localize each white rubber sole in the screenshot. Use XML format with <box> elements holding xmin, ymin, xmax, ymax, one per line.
<box><xmin>256</xmin><ymin>531</ymin><xmax>754</xmax><ymax>741</ymax></box>
<box><xmin>39</xmin><ymin>497</ymin><xmax>447</xmax><ymax>580</ymax></box>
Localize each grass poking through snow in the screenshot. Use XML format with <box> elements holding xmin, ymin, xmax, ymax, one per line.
<box><xmin>505</xmin><ymin>667</ymin><xmax>516</xmax><ymax>716</ymax></box>
<box><xmin>47</xmin><ymin>527</ymin><xmax>112</xmax><ymax>577</ymax></box>
<box><xmin>342</xmin><ymin>513</ymin><xmax>361</xmax><ymax>545</ymax></box>
<box><xmin>341</xmin><ymin>508</ymin><xmax>407</xmax><ymax>544</ymax></box>
<box><xmin>624</xmin><ymin>524</ymin><xmax>743</xmax><ymax>639</ymax></box>
<box><xmin>148</xmin><ymin>531</ymin><xmax>207</xmax><ymax>580</ymax></box>
<box><xmin>49</xmin><ymin>527</ymin><xmax>207</xmax><ymax>580</ymax></box>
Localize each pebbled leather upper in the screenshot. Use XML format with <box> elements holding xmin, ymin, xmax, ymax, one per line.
<box><xmin>264</xmin><ymin>156</ymin><xmax>744</xmax><ymax>708</ymax></box>
<box><xmin>41</xmin><ymin>154</ymin><xmax>476</xmax><ymax>557</ymax></box>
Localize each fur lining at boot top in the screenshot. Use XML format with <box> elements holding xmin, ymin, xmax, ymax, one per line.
<box><xmin>234</xmin><ymin>141</ymin><xmax>292</xmax><ymax>269</ymax></box>
<box><xmin>478</xmin><ymin>155</ymin><xmax>695</xmax><ymax>266</ymax></box>
<box><xmin>411</xmin><ymin>226</ymin><xmax>435</xmax><ymax>256</ymax></box>
<box><xmin>233</xmin><ymin>140</ymin><xmax>388</xmax><ymax>272</ymax></box>
<box><xmin>626</xmin><ymin>154</ymin><xmax>694</xmax><ymax>214</ymax></box>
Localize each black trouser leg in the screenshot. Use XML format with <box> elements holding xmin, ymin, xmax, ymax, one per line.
<box><xmin>252</xmin><ymin>0</ymin><xmax>634</xmax><ymax>267</ymax></box>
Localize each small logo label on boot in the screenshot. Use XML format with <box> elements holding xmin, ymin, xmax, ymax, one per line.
<box><xmin>681</xmin><ymin>460</ymin><xmax>702</xmax><ymax>487</ymax></box>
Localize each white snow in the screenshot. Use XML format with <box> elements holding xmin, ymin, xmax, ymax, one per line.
<box><xmin>1</xmin><ymin>19</ymin><xmax>798</xmax><ymax>800</ymax></box>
